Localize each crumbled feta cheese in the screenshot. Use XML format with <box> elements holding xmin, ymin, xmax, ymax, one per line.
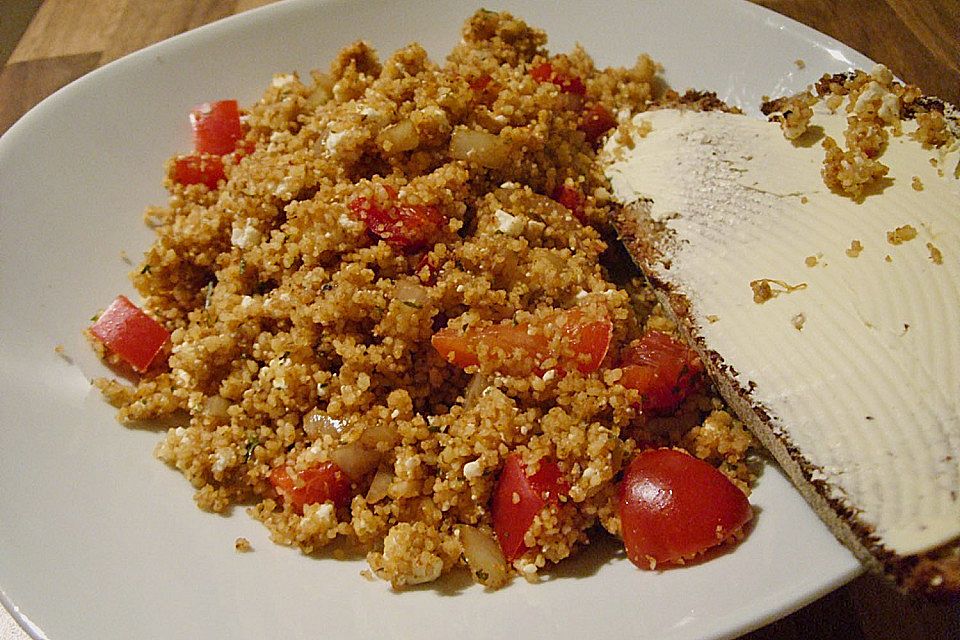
<box><xmin>853</xmin><ymin>81</ymin><xmax>886</xmax><ymax>115</ymax></box>
<box><xmin>338</xmin><ymin>212</ymin><xmax>361</xmax><ymax>231</ymax></box>
<box><xmin>317</xmin><ymin>503</ymin><xmax>334</xmax><ymax>519</ymax></box>
<box><xmin>231</xmin><ymin>219</ymin><xmax>261</xmax><ymax>249</ymax></box>
<box><xmin>211</xmin><ymin>447</ymin><xmax>236</xmax><ymax>474</ymax></box>
<box><xmin>272</xmin><ymin>73</ymin><xmax>296</xmax><ymax>88</ymax></box>
<box><xmin>463</xmin><ymin>459</ymin><xmax>483</xmax><ymax>479</ymax></box>
<box><xmin>274</xmin><ymin>176</ymin><xmax>299</xmax><ymax>198</ymax></box>
<box><xmin>325</xmin><ymin>130</ymin><xmax>349</xmax><ymax>154</ymax></box>
<box><xmin>870</xmin><ymin>63</ymin><xmax>894</xmax><ymax>85</ymax></box>
<box><xmin>494</xmin><ymin>208</ymin><xmax>525</xmax><ymax>236</ymax></box>
<box><xmin>878</xmin><ymin>92</ymin><xmax>900</xmax><ymax>124</ymax></box>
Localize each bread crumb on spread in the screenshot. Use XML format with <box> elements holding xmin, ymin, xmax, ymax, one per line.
<box><xmin>234</xmin><ymin>537</ymin><xmax>252</xmax><ymax>552</ymax></box>
<box><xmin>927</xmin><ymin>242</ymin><xmax>944</xmax><ymax>265</ymax></box>
<box><xmin>808</xmin><ymin>64</ymin><xmax>960</xmax><ymax>200</ymax></box>
<box><xmin>887</xmin><ymin>224</ymin><xmax>918</xmax><ymax>245</ymax></box>
<box><xmin>912</xmin><ymin>175</ymin><xmax>924</xmax><ymax>191</ymax></box>
<box><xmin>762</xmin><ymin>91</ymin><xmax>816</xmax><ymax>140</ymax></box>
<box><xmin>750</xmin><ymin>278</ymin><xmax>808</xmax><ymax>304</ymax></box>
<box><xmin>845</xmin><ymin>239</ymin><xmax>864</xmax><ymax>257</ymax></box>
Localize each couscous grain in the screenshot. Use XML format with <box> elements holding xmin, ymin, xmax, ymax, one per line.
<box><xmin>89</xmin><ymin>11</ymin><xmax>755</xmax><ymax>588</ymax></box>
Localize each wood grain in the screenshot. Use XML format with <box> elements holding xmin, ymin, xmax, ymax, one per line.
<box><xmin>7</xmin><ymin>0</ymin><xmax>126</xmax><ymax>62</ymax></box>
<box><xmin>753</xmin><ymin>0</ymin><xmax>960</xmax><ymax>103</ymax></box>
<box><xmin>0</xmin><ymin>53</ymin><xmax>101</xmax><ymax>133</ymax></box>
<box><xmin>0</xmin><ymin>2</ymin><xmax>958</xmax><ymax>639</ymax></box>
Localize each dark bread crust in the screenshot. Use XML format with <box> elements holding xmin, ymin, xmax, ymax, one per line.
<box><xmin>612</xmin><ymin>201</ymin><xmax>960</xmax><ymax>600</ymax></box>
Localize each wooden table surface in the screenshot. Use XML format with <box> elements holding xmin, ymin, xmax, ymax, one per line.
<box><xmin>1</xmin><ymin>1</ymin><xmax>958</xmax><ymax>639</ymax></box>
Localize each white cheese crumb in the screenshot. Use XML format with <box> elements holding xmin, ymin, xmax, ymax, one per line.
<box><xmin>325</xmin><ymin>130</ymin><xmax>349</xmax><ymax>154</ymax></box>
<box><xmin>274</xmin><ymin>176</ymin><xmax>298</xmax><ymax>198</ymax></box>
<box><xmin>854</xmin><ymin>81</ymin><xmax>886</xmax><ymax>115</ymax></box>
<box><xmin>870</xmin><ymin>63</ymin><xmax>894</xmax><ymax>85</ymax></box>
<box><xmin>494</xmin><ymin>208</ymin><xmax>525</xmax><ymax>236</ymax></box>
<box><xmin>463</xmin><ymin>459</ymin><xmax>483</xmax><ymax>479</ymax></box>
<box><xmin>338</xmin><ymin>212</ymin><xmax>361</xmax><ymax>231</ymax></box>
<box><xmin>231</xmin><ymin>219</ymin><xmax>262</xmax><ymax>249</ymax></box>
<box><xmin>317</xmin><ymin>503</ymin><xmax>335</xmax><ymax>519</ymax></box>
<box><xmin>211</xmin><ymin>447</ymin><xmax>236</xmax><ymax>474</ymax></box>
<box><xmin>878</xmin><ymin>92</ymin><xmax>900</xmax><ymax>124</ymax></box>
<box><xmin>272</xmin><ymin>73</ymin><xmax>296</xmax><ymax>88</ymax></box>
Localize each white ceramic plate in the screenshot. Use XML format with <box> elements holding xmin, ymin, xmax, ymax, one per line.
<box><xmin>0</xmin><ymin>1</ymin><xmax>866</xmax><ymax>638</ymax></box>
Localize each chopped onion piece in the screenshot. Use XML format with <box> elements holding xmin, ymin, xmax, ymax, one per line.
<box><xmin>366</xmin><ymin>467</ymin><xmax>393</xmax><ymax>503</ymax></box>
<box><xmin>303</xmin><ymin>409</ymin><xmax>346</xmax><ymax>439</ymax></box>
<box><xmin>449</xmin><ymin>128</ymin><xmax>510</xmax><ymax>169</ymax></box>
<box><xmin>203</xmin><ymin>394</ymin><xmax>231</xmax><ymax>419</ymax></box>
<box><xmin>395</xmin><ymin>279</ymin><xmax>429</xmax><ymax>308</ymax></box>
<box><xmin>462</xmin><ymin>373</ymin><xmax>490</xmax><ymax>409</ymax></box>
<box><xmin>378</xmin><ymin>119</ymin><xmax>420</xmax><ymax>153</ymax></box>
<box><xmin>360</xmin><ymin>421</ymin><xmax>398</xmax><ymax>449</ymax></box>
<box><xmin>329</xmin><ymin>441</ymin><xmax>381</xmax><ymax>480</ymax></box>
<box><xmin>458</xmin><ymin>525</ymin><xmax>509</xmax><ymax>588</ymax></box>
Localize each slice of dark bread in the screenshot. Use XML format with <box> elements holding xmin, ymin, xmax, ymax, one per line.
<box><xmin>607</xmin><ymin>72</ymin><xmax>960</xmax><ymax>599</ymax></box>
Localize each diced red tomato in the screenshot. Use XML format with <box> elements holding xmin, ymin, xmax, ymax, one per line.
<box><xmin>431</xmin><ymin>309</ymin><xmax>612</xmax><ymax>375</ymax></box>
<box><xmin>468</xmin><ymin>74</ymin><xmax>499</xmax><ymax>106</ymax></box>
<box><xmin>268</xmin><ymin>462</ymin><xmax>353</xmax><ymax>515</ymax></box>
<box><xmin>348</xmin><ymin>187</ymin><xmax>447</xmax><ymax>252</ymax></box>
<box><xmin>190</xmin><ymin>100</ymin><xmax>244</xmax><ymax>155</ymax></box>
<box><xmin>89</xmin><ymin>295</ymin><xmax>170</xmax><ymax>373</ymax></box>
<box><xmin>619</xmin><ymin>331</ymin><xmax>703</xmax><ymax>415</ymax></box>
<box><xmin>415</xmin><ymin>252</ymin><xmax>440</xmax><ymax>285</ymax></box>
<box><xmin>579</xmin><ymin>103</ymin><xmax>617</xmax><ymax>146</ymax></box>
<box><xmin>468</xmin><ymin>74</ymin><xmax>492</xmax><ymax>92</ymax></box>
<box><xmin>530</xmin><ymin>62</ymin><xmax>586</xmax><ymax>96</ymax></box>
<box><xmin>619</xmin><ymin>448</ymin><xmax>752</xmax><ymax>568</ymax></box>
<box><xmin>172</xmin><ymin>153</ymin><xmax>226</xmax><ymax>189</ymax></box>
<box><xmin>492</xmin><ymin>454</ymin><xmax>569</xmax><ymax>561</ymax></box>
<box><xmin>550</xmin><ymin>184</ymin><xmax>586</xmax><ymax>223</ymax></box>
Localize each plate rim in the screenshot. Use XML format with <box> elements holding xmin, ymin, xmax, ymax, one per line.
<box><xmin>0</xmin><ymin>1</ymin><xmax>870</xmax><ymax>638</ymax></box>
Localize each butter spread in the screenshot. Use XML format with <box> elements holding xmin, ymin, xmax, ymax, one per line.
<box><xmin>604</xmin><ymin>106</ymin><xmax>960</xmax><ymax>556</ymax></box>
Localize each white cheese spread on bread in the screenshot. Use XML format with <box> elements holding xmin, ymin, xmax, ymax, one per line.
<box><xmin>604</xmin><ymin>100</ymin><xmax>960</xmax><ymax>566</ymax></box>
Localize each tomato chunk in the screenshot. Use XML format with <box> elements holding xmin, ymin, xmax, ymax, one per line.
<box><xmin>619</xmin><ymin>448</ymin><xmax>752</xmax><ymax>568</ymax></box>
<box><xmin>492</xmin><ymin>454</ymin><xmax>568</xmax><ymax>561</ymax></box>
<box><xmin>268</xmin><ymin>462</ymin><xmax>353</xmax><ymax>515</ymax></box>
<box><xmin>530</xmin><ymin>62</ymin><xmax>586</xmax><ymax>96</ymax></box>
<box><xmin>468</xmin><ymin>74</ymin><xmax>499</xmax><ymax>106</ymax></box>
<box><xmin>89</xmin><ymin>295</ymin><xmax>170</xmax><ymax>373</ymax></box>
<box><xmin>348</xmin><ymin>187</ymin><xmax>446</xmax><ymax>252</ymax></box>
<box><xmin>579</xmin><ymin>103</ymin><xmax>617</xmax><ymax>146</ymax></box>
<box><xmin>172</xmin><ymin>153</ymin><xmax>226</xmax><ymax>189</ymax></box>
<box><xmin>431</xmin><ymin>309</ymin><xmax>612</xmax><ymax>375</ymax></box>
<box><xmin>551</xmin><ymin>184</ymin><xmax>586</xmax><ymax>223</ymax></box>
<box><xmin>190</xmin><ymin>100</ymin><xmax>244</xmax><ymax>155</ymax></box>
<box><xmin>619</xmin><ymin>331</ymin><xmax>703</xmax><ymax>415</ymax></box>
